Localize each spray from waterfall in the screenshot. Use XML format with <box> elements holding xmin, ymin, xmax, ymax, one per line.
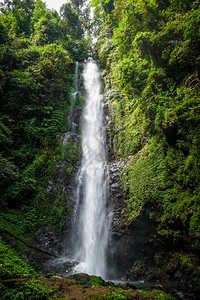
<box><xmin>73</xmin><ymin>60</ymin><xmax>109</xmax><ymax>278</ymax></box>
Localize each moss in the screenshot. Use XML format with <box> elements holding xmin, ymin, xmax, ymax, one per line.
<box><xmin>152</xmin><ymin>289</ymin><xmax>176</xmax><ymax>300</ymax></box>
<box><xmin>193</xmin><ymin>266</ymin><xmax>200</xmax><ymax>292</ymax></box>
<box><xmin>119</xmin><ymin>126</ymin><xmax>200</xmax><ymax>244</ymax></box>
<box><xmin>64</xmin><ymin>166</ymin><xmax>74</xmax><ymax>176</ymax></box>
<box><xmin>44</xmin><ymin>273</ymin><xmax>54</xmax><ymax>278</ymax></box>
<box><xmin>179</xmin><ymin>254</ymin><xmax>194</xmax><ymax>268</ymax></box>
<box><xmin>168</xmin><ymin>252</ymin><xmax>198</xmax><ymax>271</ymax></box>
<box><xmin>132</xmin><ymin>260</ymin><xmax>144</xmax><ymax>271</ymax></box>
<box><xmin>90</xmin><ymin>275</ymin><xmax>104</xmax><ymax>287</ymax></box>
<box><xmin>108</xmin><ymin>96</ymin><xmax>147</xmax><ymax>158</ymax></box>
<box><xmin>0</xmin><ymin>242</ymin><xmax>38</xmax><ymax>279</ymax></box>
<box><xmin>0</xmin><ymin>242</ymin><xmax>59</xmax><ymax>299</ymax></box>
<box><xmin>63</xmin><ymin>140</ymin><xmax>82</xmax><ymax>163</ymax></box>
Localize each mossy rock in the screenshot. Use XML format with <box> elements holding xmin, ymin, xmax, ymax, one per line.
<box><xmin>67</xmin><ymin>273</ymin><xmax>106</xmax><ymax>287</ymax></box>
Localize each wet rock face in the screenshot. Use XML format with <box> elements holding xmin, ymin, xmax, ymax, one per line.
<box><xmin>30</xmin><ymin>115</ymin><xmax>83</xmax><ymax>274</ymax></box>
<box><xmin>104</xmin><ymin>101</ymin><xmax>200</xmax><ymax>299</ymax></box>
<box><xmin>35</xmin><ymin>225</ymin><xmax>63</xmax><ymax>256</ymax></box>
<box><xmin>26</xmin><ymin>226</ymin><xmax>64</xmax><ymax>274</ymax></box>
<box><xmin>106</xmin><ymin>161</ymin><xmax>128</xmax><ymax>279</ymax></box>
<box><xmin>104</xmin><ymin>103</ymin><xmax>131</xmax><ymax>279</ymax></box>
<box><xmin>107</xmin><ymin>207</ymin><xmax>161</xmax><ymax>280</ymax></box>
<box><xmin>104</xmin><ymin>118</ymin><xmax>163</xmax><ymax>282</ymax></box>
<box><xmin>108</xmin><ymin>160</ymin><xmax>127</xmax><ymax>227</ymax></box>
<box><xmin>51</xmin><ymin>131</ymin><xmax>81</xmax><ymax>197</ymax></box>
<box><xmin>104</xmin><ymin>100</ymin><xmax>164</xmax><ymax>282</ymax></box>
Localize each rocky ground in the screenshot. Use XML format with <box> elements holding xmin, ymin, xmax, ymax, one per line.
<box><xmin>37</xmin><ymin>273</ymin><xmax>176</xmax><ymax>299</ymax></box>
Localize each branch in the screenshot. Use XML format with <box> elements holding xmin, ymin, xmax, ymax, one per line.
<box><xmin>0</xmin><ymin>229</ymin><xmax>57</xmax><ymax>258</ymax></box>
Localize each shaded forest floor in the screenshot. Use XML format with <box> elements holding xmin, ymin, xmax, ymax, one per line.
<box><xmin>0</xmin><ymin>273</ymin><xmax>176</xmax><ymax>300</ymax></box>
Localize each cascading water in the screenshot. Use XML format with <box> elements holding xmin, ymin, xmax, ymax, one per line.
<box><xmin>73</xmin><ymin>60</ymin><xmax>109</xmax><ymax>278</ymax></box>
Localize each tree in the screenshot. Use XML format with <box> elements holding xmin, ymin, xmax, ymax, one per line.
<box><xmin>60</xmin><ymin>2</ymin><xmax>84</xmax><ymax>39</ymax></box>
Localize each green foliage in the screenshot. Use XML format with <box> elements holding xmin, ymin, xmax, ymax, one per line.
<box><xmin>0</xmin><ymin>242</ymin><xmax>54</xmax><ymax>299</ymax></box>
<box><xmin>0</xmin><ymin>242</ymin><xmax>38</xmax><ymax>279</ymax></box>
<box><xmin>0</xmin><ymin>0</ymin><xmax>89</xmax><ymax>239</ymax></box>
<box><xmin>179</xmin><ymin>254</ymin><xmax>193</xmax><ymax>268</ymax></box>
<box><xmin>15</xmin><ymin>279</ymin><xmax>51</xmax><ymax>299</ymax></box>
<box><xmin>60</xmin><ymin>3</ymin><xmax>84</xmax><ymax>39</ymax></box>
<box><xmin>153</xmin><ymin>289</ymin><xmax>176</xmax><ymax>300</ymax></box>
<box><xmin>0</xmin><ymin>279</ymin><xmax>53</xmax><ymax>300</ymax></box>
<box><xmin>64</xmin><ymin>166</ymin><xmax>74</xmax><ymax>176</ymax></box>
<box><xmin>0</xmin><ymin>185</ymin><xmax>72</xmax><ymax>237</ymax></box>
<box><xmin>169</xmin><ymin>253</ymin><xmax>197</xmax><ymax>270</ymax></box>
<box><xmin>77</xmin><ymin>280</ymin><xmax>87</xmax><ymax>285</ymax></box>
<box><xmin>90</xmin><ymin>275</ymin><xmax>103</xmax><ymax>287</ymax></box>
<box><xmin>193</xmin><ymin>267</ymin><xmax>200</xmax><ymax>292</ymax></box>
<box><xmin>63</xmin><ymin>140</ymin><xmax>82</xmax><ymax>163</ymax></box>
<box><xmin>103</xmin><ymin>287</ymin><xmax>127</xmax><ymax>299</ymax></box>
<box><xmin>94</xmin><ymin>0</ymin><xmax>200</xmax><ymax>251</ymax></box>
<box><xmin>47</xmin><ymin>192</ymin><xmax>71</xmax><ymax>229</ymax></box>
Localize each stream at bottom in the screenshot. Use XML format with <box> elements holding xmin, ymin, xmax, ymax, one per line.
<box><xmin>43</xmin><ymin>256</ymin><xmax>196</xmax><ymax>300</ymax></box>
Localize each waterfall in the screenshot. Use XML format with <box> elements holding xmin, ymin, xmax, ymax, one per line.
<box><xmin>73</xmin><ymin>60</ymin><xmax>109</xmax><ymax>278</ymax></box>
<box><xmin>75</xmin><ymin>61</ymin><xmax>79</xmax><ymax>93</ymax></box>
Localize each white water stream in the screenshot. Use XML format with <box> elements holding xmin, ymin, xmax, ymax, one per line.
<box><xmin>73</xmin><ymin>60</ymin><xmax>109</xmax><ymax>278</ymax></box>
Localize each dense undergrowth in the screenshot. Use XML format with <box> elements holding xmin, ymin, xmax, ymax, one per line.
<box><xmin>0</xmin><ymin>0</ymin><xmax>89</xmax><ymax>239</ymax></box>
<box><xmin>93</xmin><ymin>0</ymin><xmax>200</xmax><ymax>251</ymax></box>
<box><xmin>0</xmin><ymin>1</ymin><xmax>90</xmax><ymax>296</ymax></box>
